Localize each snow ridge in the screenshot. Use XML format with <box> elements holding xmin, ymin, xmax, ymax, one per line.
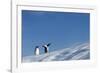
<box><xmin>23</xmin><ymin>43</ymin><xmax>90</xmax><ymax>62</ymax></box>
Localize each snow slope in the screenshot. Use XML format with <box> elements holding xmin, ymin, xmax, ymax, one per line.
<box><xmin>23</xmin><ymin>43</ymin><xmax>90</xmax><ymax>62</ymax></box>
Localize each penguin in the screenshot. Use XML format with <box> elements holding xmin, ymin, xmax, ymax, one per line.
<box><xmin>34</xmin><ymin>46</ymin><xmax>40</xmax><ymax>55</ymax></box>
<box><xmin>42</xmin><ymin>43</ymin><xmax>51</xmax><ymax>53</ymax></box>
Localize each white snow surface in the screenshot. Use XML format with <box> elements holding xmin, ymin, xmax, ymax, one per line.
<box><xmin>23</xmin><ymin>43</ymin><xmax>90</xmax><ymax>62</ymax></box>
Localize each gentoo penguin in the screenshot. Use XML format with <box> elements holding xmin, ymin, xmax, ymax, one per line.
<box><xmin>42</xmin><ymin>43</ymin><xmax>51</xmax><ymax>53</ymax></box>
<box><xmin>34</xmin><ymin>46</ymin><xmax>40</xmax><ymax>55</ymax></box>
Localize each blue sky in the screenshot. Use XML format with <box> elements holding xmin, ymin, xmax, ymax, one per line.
<box><xmin>22</xmin><ymin>10</ymin><xmax>90</xmax><ymax>57</ymax></box>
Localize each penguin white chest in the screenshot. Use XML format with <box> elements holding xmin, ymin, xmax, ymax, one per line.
<box><xmin>35</xmin><ymin>48</ymin><xmax>40</xmax><ymax>55</ymax></box>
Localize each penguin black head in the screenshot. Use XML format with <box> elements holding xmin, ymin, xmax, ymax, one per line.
<box><xmin>42</xmin><ymin>43</ymin><xmax>51</xmax><ymax>47</ymax></box>
<box><xmin>47</xmin><ymin>43</ymin><xmax>51</xmax><ymax>46</ymax></box>
<box><xmin>35</xmin><ymin>46</ymin><xmax>39</xmax><ymax>48</ymax></box>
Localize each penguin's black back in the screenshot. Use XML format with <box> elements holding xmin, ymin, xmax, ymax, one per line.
<box><xmin>44</xmin><ymin>47</ymin><xmax>48</xmax><ymax>53</ymax></box>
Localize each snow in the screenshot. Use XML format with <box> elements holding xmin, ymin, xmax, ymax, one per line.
<box><xmin>22</xmin><ymin>43</ymin><xmax>90</xmax><ymax>62</ymax></box>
